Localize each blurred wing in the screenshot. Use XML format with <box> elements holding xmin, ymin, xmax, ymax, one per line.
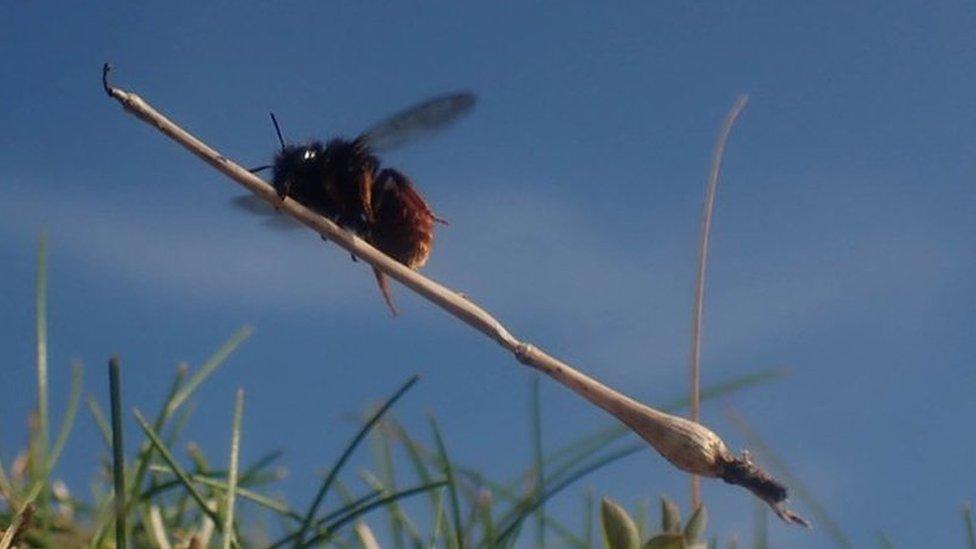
<box><xmin>231</xmin><ymin>194</ymin><xmax>276</xmax><ymax>215</ymax></box>
<box><xmin>230</xmin><ymin>195</ymin><xmax>303</xmax><ymax>231</ymax></box>
<box><xmin>360</xmin><ymin>91</ymin><xmax>476</xmax><ymax>152</ymax></box>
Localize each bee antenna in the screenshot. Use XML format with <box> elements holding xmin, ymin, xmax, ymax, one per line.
<box><xmin>269</xmin><ymin>112</ymin><xmax>286</xmax><ymax>151</ymax></box>
<box><xmin>248</xmin><ymin>164</ymin><xmax>272</xmax><ymax>174</ymax></box>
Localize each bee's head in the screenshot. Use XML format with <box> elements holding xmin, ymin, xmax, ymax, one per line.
<box><xmin>254</xmin><ymin>111</ymin><xmax>317</xmax><ymax>199</ymax></box>
<box><xmin>271</xmin><ymin>143</ymin><xmax>324</xmax><ymax>198</ymax></box>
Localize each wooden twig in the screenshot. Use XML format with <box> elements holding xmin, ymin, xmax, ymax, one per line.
<box><xmin>101</xmin><ymin>64</ymin><xmax>808</xmax><ymax>527</ymax></box>
<box><xmin>689</xmin><ymin>95</ymin><xmax>749</xmax><ymax>509</ymax></box>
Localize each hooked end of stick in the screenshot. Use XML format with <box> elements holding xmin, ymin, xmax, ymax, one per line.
<box><xmin>102</xmin><ymin>62</ymin><xmax>114</xmax><ymax>97</ymax></box>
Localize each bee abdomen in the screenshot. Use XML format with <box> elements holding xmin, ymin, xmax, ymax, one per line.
<box><xmin>371</xmin><ymin>169</ymin><xmax>438</xmax><ymax>269</ymax></box>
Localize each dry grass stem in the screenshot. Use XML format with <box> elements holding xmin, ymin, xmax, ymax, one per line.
<box><xmin>102</xmin><ymin>64</ymin><xmax>807</xmax><ymax>527</ymax></box>
<box><xmin>689</xmin><ymin>94</ymin><xmax>749</xmax><ymax>508</ymax></box>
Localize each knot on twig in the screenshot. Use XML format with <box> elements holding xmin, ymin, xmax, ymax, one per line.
<box><xmin>514</xmin><ymin>343</ymin><xmax>534</xmax><ymax>365</ymax></box>
<box><xmin>716</xmin><ymin>450</ymin><xmax>811</xmax><ymax>528</ymax></box>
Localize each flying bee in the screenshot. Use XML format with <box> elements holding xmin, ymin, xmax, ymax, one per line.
<box><xmin>234</xmin><ymin>92</ymin><xmax>475</xmax><ymax>315</ymax></box>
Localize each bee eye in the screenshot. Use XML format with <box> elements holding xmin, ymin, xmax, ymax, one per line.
<box><xmin>303</xmin><ymin>149</ymin><xmax>316</xmax><ymax>161</ymax></box>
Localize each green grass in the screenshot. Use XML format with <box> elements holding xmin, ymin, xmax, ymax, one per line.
<box><xmin>7</xmin><ymin>240</ymin><xmax>973</xmax><ymax>548</ymax></box>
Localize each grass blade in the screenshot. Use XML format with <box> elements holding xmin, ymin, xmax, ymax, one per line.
<box><xmin>132</xmin><ymin>408</ymin><xmax>222</xmax><ymax>529</ymax></box>
<box><xmin>166</xmin><ymin>326</ymin><xmax>253</xmax><ymax>418</ymax></box>
<box><xmin>964</xmin><ymin>504</ymin><xmax>975</xmax><ymax>549</ymax></box>
<box><xmin>222</xmin><ymin>388</ymin><xmax>245</xmax><ymax>549</ymax></box>
<box><xmin>635</xmin><ymin>498</ymin><xmax>649</xmax><ymax>541</ymax></box>
<box><xmin>477</xmin><ymin>488</ymin><xmax>496</xmax><ymax>544</ymax></box>
<box><xmin>583</xmin><ymin>489</ymin><xmax>593</xmax><ymax>548</ymax></box>
<box><xmin>386</xmin><ymin>417</ymin><xmax>444</xmax><ymax>545</ymax></box>
<box><xmin>125</xmin><ymin>364</ymin><xmax>189</xmax><ymax>505</ymax></box>
<box><xmin>267</xmin><ymin>489</ymin><xmax>385</xmax><ymax>549</ymax></box>
<box><xmin>108</xmin><ymin>357</ymin><xmax>126</xmax><ymax>549</ymax></box>
<box><xmin>92</xmin><ymin>363</ymin><xmax>191</xmax><ymax>548</ymax></box>
<box><xmin>360</xmin><ymin>470</ymin><xmax>423</xmax><ymax>544</ymax></box>
<box><xmin>148</xmin><ymin>505</ymin><xmax>173</xmax><ymax>549</ymax></box>
<box><xmin>429</xmin><ymin>415</ymin><xmax>463</xmax><ymax>549</ymax></box>
<box><xmin>145</xmin><ymin>468</ymin><xmax>302</xmax><ymax>521</ymax></box>
<box><xmin>493</xmin><ymin>444</ymin><xmax>643</xmax><ymax>546</ymax></box>
<box><xmin>295</xmin><ymin>375</ymin><xmax>420</xmax><ymax>546</ymax></box>
<box><xmin>753</xmin><ymin>500</ymin><xmax>767</xmax><ymax>549</ymax></box>
<box><xmin>382</xmin><ymin>423</ymin><xmax>585</xmax><ymax>547</ymax></box>
<box><xmin>47</xmin><ymin>361</ymin><xmax>83</xmax><ymax>475</ymax></box>
<box><xmin>239</xmin><ymin>449</ymin><xmax>284</xmax><ymax>485</ymax></box>
<box><xmin>86</xmin><ymin>395</ymin><xmax>112</xmax><ymax>450</ymax></box>
<box><xmin>354</xmin><ymin>521</ymin><xmax>381</xmax><ymax>549</ymax></box>
<box><xmin>32</xmin><ymin>235</ymin><xmax>49</xmax><ymax>508</ymax></box>
<box><xmin>727</xmin><ymin>408</ymin><xmax>848</xmax><ymax>546</ymax></box>
<box><xmin>301</xmin><ymin>480</ymin><xmax>448</xmax><ymax>547</ymax></box>
<box><xmin>0</xmin><ymin>461</ymin><xmax>15</xmax><ymax>507</ymax></box>
<box><xmin>369</xmin><ymin>417</ymin><xmax>405</xmax><ymax>548</ymax></box>
<box><xmin>530</xmin><ymin>374</ymin><xmax>545</xmax><ymax>549</ymax></box>
<box><xmin>0</xmin><ymin>483</ymin><xmax>42</xmax><ymax>549</ymax></box>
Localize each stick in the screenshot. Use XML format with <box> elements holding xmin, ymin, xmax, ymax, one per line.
<box><xmin>101</xmin><ymin>64</ymin><xmax>808</xmax><ymax>527</ymax></box>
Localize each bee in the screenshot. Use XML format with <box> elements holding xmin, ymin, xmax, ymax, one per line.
<box><xmin>234</xmin><ymin>92</ymin><xmax>475</xmax><ymax>315</ymax></box>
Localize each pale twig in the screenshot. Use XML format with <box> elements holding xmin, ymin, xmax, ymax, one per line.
<box><xmin>101</xmin><ymin>64</ymin><xmax>807</xmax><ymax>526</ymax></box>
<box><xmin>689</xmin><ymin>95</ymin><xmax>749</xmax><ymax>509</ymax></box>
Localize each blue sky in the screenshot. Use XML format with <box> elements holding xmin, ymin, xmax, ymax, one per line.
<box><xmin>2</xmin><ymin>2</ymin><xmax>975</xmax><ymax>546</ymax></box>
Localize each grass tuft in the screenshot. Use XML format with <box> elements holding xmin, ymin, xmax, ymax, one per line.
<box><xmin>132</xmin><ymin>409</ymin><xmax>223</xmax><ymax>529</ymax></box>
<box><xmin>429</xmin><ymin>415</ymin><xmax>464</xmax><ymax>549</ymax></box>
<box><xmin>294</xmin><ymin>375</ymin><xmax>420</xmax><ymax>546</ymax></box>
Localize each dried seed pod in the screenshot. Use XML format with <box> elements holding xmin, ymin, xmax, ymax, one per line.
<box><xmin>515</xmin><ymin>343</ymin><xmax>810</xmax><ymax>528</ymax></box>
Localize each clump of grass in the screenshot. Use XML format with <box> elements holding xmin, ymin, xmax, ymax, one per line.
<box><xmin>598</xmin><ymin>495</ymin><xmax>708</xmax><ymax>549</ymax></box>
<box><xmin>11</xmin><ymin>234</ymin><xmax>969</xmax><ymax>547</ymax></box>
<box><xmin>2</xmin><ymin>240</ymin><xmax>807</xmax><ymax>547</ymax></box>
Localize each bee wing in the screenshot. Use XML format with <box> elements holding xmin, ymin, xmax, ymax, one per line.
<box><xmin>231</xmin><ymin>194</ymin><xmax>276</xmax><ymax>215</ymax></box>
<box><xmin>360</xmin><ymin>91</ymin><xmax>476</xmax><ymax>153</ymax></box>
<box><xmin>230</xmin><ymin>195</ymin><xmax>304</xmax><ymax>231</ymax></box>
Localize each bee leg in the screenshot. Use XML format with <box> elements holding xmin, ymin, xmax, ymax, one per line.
<box><xmin>315</xmin><ymin>232</ymin><xmax>356</xmax><ymax>261</ymax></box>
<box><xmin>372</xmin><ymin>267</ymin><xmax>399</xmax><ymax>317</ymax></box>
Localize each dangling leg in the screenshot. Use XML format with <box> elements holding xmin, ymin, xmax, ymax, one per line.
<box><xmin>372</xmin><ymin>267</ymin><xmax>399</xmax><ymax>317</ymax></box>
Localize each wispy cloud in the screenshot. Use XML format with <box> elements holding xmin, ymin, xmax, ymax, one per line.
<box><xmin>0</xmin><ymin>179</ymin><xmax>372</xmax><ymax>310</ymax></box>
<box><xmin>0</xmin><ymin>175</ymin><xmax>963</xmax><ymax>376</ymax></box>
<box><xmin>433</xmin><ymin>180</ymin><xmax>964</xmax><ymax>383</ymax></box>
